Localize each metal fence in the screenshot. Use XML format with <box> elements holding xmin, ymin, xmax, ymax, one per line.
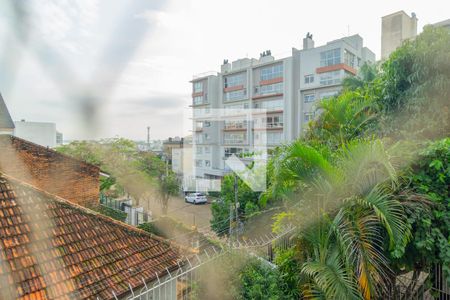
<box><xmin>100</xmin><ymin>193</ymin><xmax>152</xmax><ymax>226</ymax></box>
<box><xmin>122</xmin><ymin>247</ymin><xmax>226</xmax><ymax>300</ymax></box>
<box><xmin>382</xmin><ymin>265</ymin><xmax>450</xmax><ymax>300</ymax></box>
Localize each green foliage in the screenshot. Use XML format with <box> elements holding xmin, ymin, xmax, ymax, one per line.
<box><xmin>99</xmin><ymin>176</ymin><xmax>115</xmax><ymax>192</ymax></box>
<box><xmin>237</xmin><ymin>259</ymin><xmax>289</xmax><ymax>300</ymax></box>
<box><xmin>95</xmin><ymin>205</ymin><xmax>127</xmax><ymax>222</ymax></box>
<box><xmin>264</xmin><ymin>139</ymin><xmax>410</xmax><ymax>299</ymax></box>
<box><xmin>397</xmin><ymin>138</ymin><xmax>450</xmax><ymax>282</ymax></box>
<box><xmin>210</xmin><ymin>174</ymin><xmax>261</xmax><ymax>236</ymax></box>
<box><xmin>137</xmin><ymin>222</ymin><xmax>159</xmax><ymax>235</ymax></box>
<box><xmin>274</xmin><ymin>248</ymin><xmax>302</xmax><ymax>299</ymax></box>
<box><xmin>342</xmin><ymin>63</ymin><xmax>379</xmax><ymax>91</ymax></box>
<box><xmin>57</xmin><ymin>138</ymin><xmax>179</xmax><ymax>210</ymax></box>
<box><xmin>57</xmin><ymin>140</ymin><xmax>102</xmax><ymax>165</ymax></box>
<box><xmin>377</xmin><ymin>26</ymin><xmax>450</xmax><ymax>139</ymax></box>
<box><xmin>228</xmin><ymin>28</ymin><xmax>449</xmax><ymax>299</ymax></box>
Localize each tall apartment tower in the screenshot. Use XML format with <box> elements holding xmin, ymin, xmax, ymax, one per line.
<box><xmin>190</xmin><ymin>34</ymin><xmax>375</xmax><ymax>181</ymax></box>
<box><xmin>381</xmin><ymin>11</ymin><xmax>418</xmax><ymax>60</ymax></box>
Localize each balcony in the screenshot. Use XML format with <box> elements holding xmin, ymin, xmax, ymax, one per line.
<box><xmin>224</xmin><ymin>122</ymin><xmax>247</xmax><ymax>131</ymax></box>
<box><xmin>223</xmin><ymin>137</ymin><xmax>247</xmax><ymax>145</ymax></box>
<box><xmin>252</xmin><ymin>82</ymin><xmax>283</xmax><ymax>100</ymax></box>
<box><xmin>223</xmin><ymin>88</ymin><xmax>247</xmax><ymax>102</ymax></box>
<box><xmin>316</xmin><ymin>63</ymin><xmax>357</xmax><ymax>75</ymax></box>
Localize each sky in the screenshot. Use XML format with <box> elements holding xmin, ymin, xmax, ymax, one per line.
<box><xmin>0</xmin><ymin>0</ymin><xmax>448</xmax><ymax>141</ymax></box>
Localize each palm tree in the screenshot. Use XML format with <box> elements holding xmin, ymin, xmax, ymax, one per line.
<box><xmin>266</xmin><ymin>140</ymin><xmax>410</xmax><ymax>299</ymax></box>
<box><xmin>310</xmin><ymin>91</ymin><xmax>378</xmax><ymax>148</ymax></box>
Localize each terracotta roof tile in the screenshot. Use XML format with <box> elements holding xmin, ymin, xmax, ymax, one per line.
<box><xmin>0</xmin><ymin>175</ymin><xmax>182</xmax><ymax>299</ymax></box>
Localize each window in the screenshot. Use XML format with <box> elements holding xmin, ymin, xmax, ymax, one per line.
<box><xmin>319</xmin><ymin>91</ymin><xmax>339</xmax><ymax>99</ymax></box>
<box><xmin>225</xmin><ymin>120</ymin><xmax>247</xmax><ymax>129</ymax></box>
<box><xmin>224</xmin><ymin>103</ymin><xmax>249</xmax><ymax>115</ymax></box>
<box><xmin>224</xmin><ymin>132</ymin><xmax>247</xmax><ymax>144</ymax></box>
<box><xmin>304</xmin><ymin>94</ymin><xmax>315</xmax><ymax>103</ymax></box>
<box><xmin>204</xmin><ymin>146</ymin><xmax>210</xmax><ymax>154</ymax></box>
<box><xmin>193</xmin><ymin>96</ymin><xmax>204</xmax><ymax>105</ymax></box>
<box><xmin>304</xmin><ymin>74</ymin><xmax>314</xmax><ymax>84</ymax></box>
<box><xmin>203</xmin><ymin>121</ymin><xmax>211</xmax><ymax>127</ymax></box>
<box><xmin>195</xmin><ymin>121</ymin><xmax>203</xmax><ymax>130</ymax></box>
<box><xmin>260</xmin><ymin>64</ymin><xmax>283</xmax><ymax>81</ymax></box>
<box><xmin>225</xmin><ymin>147</ymin><xmax>246</xmax><ymax>158</ymax></box>
<box><xmin>195</xmin><ymin>160</ymin><xmax>203</xmax><ymax>167</ymax></box>
<box><xmin>224</xmin><ymin>89</ymin><xmax>246</xmax><ymax>101</ymax></box>
<box><xmin>320</xmin><ymin>70</ymin><xmax>341</xmax><ymax>86</ymax></box>
<box><xmin>196</xmin><ymin>146</ymin><xmax>203</xmax><ymax>154</ymax></box>
<box><xmin>254</xmin><ymin>132</ymin><xmax>283</xmax><ymax>145</ymax></box>
<box><xmin>265</xmin><ymin>115</ymin><xmax>283</xmax><ymax>128</ymax></box>
<box><xmin>205</xmin><ymin>160</ymin><xmax>211</xmax><ymax>167</ymax></box>
<box><xmin>193</xmin><ymin>82</ymin><xmax>203</xmax><ymax>93</ymax></box>
<box><xmin>304</xmin><ymin>112</ymin><xmax>315</xmax><ymax>122</ymax></box>
<box><xmin>344</xmin><ymin>49</ymin><xmax>356</xmax><ymax>68</ymax></box>
<box><xmin>320</xmin><ymin>48</ymin><xmax>341</xmax><ymax>67</ymax></box>
<box><xmin>255</xmin><ymin>82</ymin><xmax>283</xmax><ymax>96</ymax></box>
<box><xmin>224</xmin><ymin>73</ymin><xmax>245</xmax><ymax>88</ymax></box>
<box><xmin>267</xmin><ymin>132</ymin><xmax>283</xmax><ymax>145</ymax></box>
<box><xmin>253</xmin><ymin>99</ymin><xmax>283</xmax><ymax>111</ymax></box>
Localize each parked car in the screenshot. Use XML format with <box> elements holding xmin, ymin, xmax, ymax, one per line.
<box><xmin>184</xmin><ymin>193</ymin><xmax>208</xmax><ymax>204</ymax></box>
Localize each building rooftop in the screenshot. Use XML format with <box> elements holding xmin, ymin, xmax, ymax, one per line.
<box><xmin>0</xmin><ymin>174</ymin><xmax>181</xmax><ymax>299</ymax></box>
<box><xmin>0</xmin><ymin>93</ymin><xmax>15</xmax><ymax>130</ymax></box>
<box><xmin>0</xmin><ymin>135</ymin><xmax>100</xmax><ymax>208</ymax></box>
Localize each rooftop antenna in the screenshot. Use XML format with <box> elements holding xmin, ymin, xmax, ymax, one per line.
<box><xmin>147</xmin><ymin>126</ymin><xmax>150</xmax><ymax>149</ymax></box>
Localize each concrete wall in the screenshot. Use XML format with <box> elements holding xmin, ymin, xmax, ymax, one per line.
<box><xmin>381</xmin><ymin>11</ymin><xmax>417</xmax><ymax>59</ymax></box>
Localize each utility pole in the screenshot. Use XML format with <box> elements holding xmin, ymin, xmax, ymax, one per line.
<box><xmin>229</xmin><ymin>203</ymin><xmax>233</xmax><ymax>247</ymax></box>
<box><xmin>147</xmin><ymin>126</ymin><xmax>150</xmax><ymax>150</ymax></box>
<box><xmin>234</xmin><ymin>173</ymin><xmax>239</xmax><ymax>243</ymax></box>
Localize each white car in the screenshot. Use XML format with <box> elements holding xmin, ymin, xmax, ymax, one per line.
<box><xmin>184</xmin><ymin>193</ymin><xmax>208</xmax><ymax>204</ymax></box>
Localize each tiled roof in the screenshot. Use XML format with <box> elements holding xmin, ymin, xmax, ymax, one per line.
<box><xmin>0</xmin><ymin>174</ymin><xmax>181</xmax><ymax>300</ymax></box>
<box><xmin>0</xmin><ymin>93</ymin><xmax>15</xmax><ymax>129</ymax></box>
<box><xmin>0</xmin><ymin>135</ymin><xmax>100</xmax><ymax>208</ymax></box>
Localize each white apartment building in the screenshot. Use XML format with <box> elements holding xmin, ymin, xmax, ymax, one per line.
<box><xmin>190</xmin><ymin>33</ymin><xmax>375</xmax><ymax>180</ymax></box>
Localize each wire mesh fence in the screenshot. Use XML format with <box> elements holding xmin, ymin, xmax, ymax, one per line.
<box><xmin>381</xmin><ymin>265</ymin><xmax>450</xmax><ymax>300</ymax></box>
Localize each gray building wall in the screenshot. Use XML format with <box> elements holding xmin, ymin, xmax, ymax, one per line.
<box><xmin>381</xmin><ymin>11</ymin><xmax>418</xmax><ymax>60</ymax></box>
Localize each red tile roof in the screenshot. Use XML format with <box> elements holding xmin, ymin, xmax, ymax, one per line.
<box><xmin>0</xmin><ymin>174</ymin><xmax>181</xmax><ymax>300</ymax></box>
<box><xmin>0</xmin><ymin>135</ymin><xmax>100</xmax><ymax>208</ymax></box>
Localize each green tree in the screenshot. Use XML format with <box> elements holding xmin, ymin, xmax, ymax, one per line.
<box><xmin>159</xmin><ymin>173</ymin><xmax>179</xmax><ymax>215</ymax></box>
<box><xmin>377</xmin><ymin>26</ymin><xmax>450</xmax><ymax>139</ymax></box>
<box><xmin>392</xmin><ymin>138</ymin><xmax>450</xmax><ymax>284</ymax></box>
<box><xmin>342</xmin><ymin>63</ymin><xmax>379</xmax><ymax>91</ymax></box>
<box><xmin>266</xmin><ymin>139</ymin><xmax>410</xmax><ymax>299</ymax></box>
<box><xmin>210</xmin><ymin>174</ymin><xmax>261</xmax><ymax>236</ymax></box>
<box><xmin>57</xmin><ymin>138</ymin><xmax>178</xmax><ymax>211</ymax></box>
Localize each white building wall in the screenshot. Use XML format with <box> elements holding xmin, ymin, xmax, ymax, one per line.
<box><xmin>13</xmin><ymin>121</ymin><xmax>57</xmax><ymax>148</ymax></box>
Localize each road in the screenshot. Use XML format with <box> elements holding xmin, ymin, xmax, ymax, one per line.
<box><xmin>140</xmin><ymin>194</ymin><xmax>212</xmax><ymax>230</ymax></box>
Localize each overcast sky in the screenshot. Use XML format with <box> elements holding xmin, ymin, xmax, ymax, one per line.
<box><xmin>0</xmin><ymin>0</ymin><xmax>448</xmax><ymax>141</ymax></box>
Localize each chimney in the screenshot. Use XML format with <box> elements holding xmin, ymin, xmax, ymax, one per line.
<box><xmin>221</xmin><ymin>59</ymin><xmax>231</xmax><ymax>73</ymax></box>
<box><xmin>303</xmin><ymin>32</ymin><xmax>314</xmax><ymax>50</ymax></box>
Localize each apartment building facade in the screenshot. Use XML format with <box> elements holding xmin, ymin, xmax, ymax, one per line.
<box><xmin>381</xmin><ymin>11</ymin><xmax>418</xmax><ymax>60</ymax></box>
<box><xmin>190</xmin><ymin>34</ymin><xmax>375</xmax><ymax>180</ymax></box>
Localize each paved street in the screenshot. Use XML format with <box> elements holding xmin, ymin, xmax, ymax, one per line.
<box><xmin>140</xmin><ymin>194</ymin><xmax>213</xmax><ymax>230</ymax></box>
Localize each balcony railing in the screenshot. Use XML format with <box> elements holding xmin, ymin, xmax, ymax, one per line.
<box><xmin>266</xmin><ymin>122</ymin><xmax>283</xmax><ymax>128</ymax></box>
<box><xmin>223</xmin><ymin>139</ymin><xmax>247</xmax><ymax>145</ymax></box>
